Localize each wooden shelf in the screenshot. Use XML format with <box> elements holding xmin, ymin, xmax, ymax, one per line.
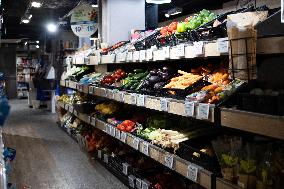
<box><xmin>221</xmin><ymin>108</ymin><xmax>284</xmax><ymax>140</ymax></box>
<box><xmin>56</xmin><ymin>101</ymin><xmax>213</xmax><ymax>189</ymax></box>
<box><xmin>61</xmin><ymin>80</ymin><xmax>215</xmax><ymax>122</ymax></box>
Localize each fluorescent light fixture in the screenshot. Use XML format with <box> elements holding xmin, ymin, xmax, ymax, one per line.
<box><xmin>91</xmin><ymin>4</ymin><xmax>98</xmax><ymax>8</ymax></box>
<box><xmin>46</xmin><ymin>23</ymin><xmax>57</xmax><ymax>33</ymax></box>
<box><xmin>24</xmin><ymin>42</ymin><xmax>27</xmax><ymax>46</ymax></box>
<box><xmin>22</xmin><ymin>19</ymin><xmax>30</xmax><ymax>24</ymax></box>
<box><xmin>36</xmin><ymin>45</ymin><xmax>39</xmax><ymax>48</ymax></box>
<box><xmin>31</xmin><ymin>1</ymin><xmax>42</xmax><ymax>8</ymax></box>
<box><xmin>165</xmin><ymin>7</ymin><xmax>183</xmax><ymax>17</ymax></box>
<box><xmin>146</xmin><ymin>0</ymin><xmax>171</xmax><ymax>4</ymax></box>
<box><xmin>36</xmin><ymin>41</ymin><xmax>39</xmax><ymax>44</ymax></box>
<box><xmin>171</xmin><ymin>11</ymin><xmax>182</xmax><ymax>16</ymax></box>
<box><xmin>29</xmin><ymin>15</ymin><xmax>32</xmax><ymax>19</ymax></box>
<box><xmin>165</xmin><ymin>13</ymin><xmax>170</xmax><ymax>18</ymax></box>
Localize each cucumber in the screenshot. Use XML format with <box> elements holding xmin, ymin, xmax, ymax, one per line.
<box><xmin>130</xmin><ymin>83</ymin><xmax>139</xmax><ymax>90</ymax></box>
<box><xmin>134</xmin><ymin>69</ymin><xmax>144</xmax><ymax>73</ymax></box>
<box><xmin>133</xmin><ymin>71</ymin><xmax>149</xmax><ymax>80</ymax></box>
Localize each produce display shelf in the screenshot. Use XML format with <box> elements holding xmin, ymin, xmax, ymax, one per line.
<box><xmin>56</xmin><ymin>101</ymin><xmax>214</xmax><ymax>189</ymax></box>
<box><xmin>61</xmin><ymin>80</ymin><xmax>215</xmax><ymax>123</ymax></box>
<box><xmin>220</xmin><ymin>108</ymin><xmax>284</xmax><ymax>140</ymax></box>
<box><xmin>216</xmin><ymin>178</ymin><xmax>242</xmax><ymax>189</ymax></box>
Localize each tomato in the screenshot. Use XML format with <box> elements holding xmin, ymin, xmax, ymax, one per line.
<box><xmin>160</xmin><ymin>27</ymin><xmax>168</xmax><ymax>35</ymax></box>
<box><xmin>117</xmin><ymin>124</ymin><xmax>126</xmax><ymax>131</ymax></box>
<box><xmin>168</xmin><ymin>22</ymin><xmax>178</xmax><ymax>32</ymax></box>
<box><xmin>122</xmin><ymin>120</ymin><xmax>135</xmax><ymax>127</ymax></box>
<box><xmin>125</xmin><ymin>125</ymin><xmax>133</xmax><ymax>132</ymax></box>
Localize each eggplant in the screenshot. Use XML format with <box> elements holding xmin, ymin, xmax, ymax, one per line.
<box><xmin>148</xmin><ymin>76</ymin><xmax>161</xmax><ymax>85</ymax></box>
<box><xmin>154</xmin><ymin>82</ymin><xmax>166</xmax><ymax>90</ymax></box>
<box><xmin>150</xmin><ymin>69</ymin><xmax>158</xmax><ymax>76</ymax></box>
<box><xmin>161</xmin><ymin>73</ymin><xmax>170</xmax><ymax>81</ymax></box>
<box><xmin>162</xmin><ymin>66</ymin><xmax>170</xmax><ymax>72</ymax></box>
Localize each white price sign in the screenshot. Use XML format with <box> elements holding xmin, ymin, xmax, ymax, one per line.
<box><xmin>187</xmin><ymin>164</ymin><xmax>198</xmax><ymax>182</ymax></box>
<box><xmin>97</xmin><ymin>150</ymin><xmax>102</xmax><ymax>159</ymax></box>
<box><xmin>69</xmin><ymin>106</ymin><xmax>74</xmax><ymax>114</ymax></box>
<box><xmin>74</xmin><ymin>110</ymin><xmax>78</xmax><ymax>117</ymax></box>
<box><xmin>133</xmin><ymin>51</ymin><xmax>140</xmax><ymax>62</ymax></box>
<box><xmin>64</xmin><ymin>104</ymin><xmax>69</xmax><ymax>110</ymax></box>
<box><xmin>146</xmin><ymin>49</ymin><xmax>153</xmax><ymax>60</ymax></box>
<box><xmin>142</xmin><ymin>180</ymin><xmax>150</xmax><ymax>189</ymax></box>
<box><xmin>142</xmin><ymin>142</ymin><xmax>149</xmax><ymax>156</ymax></box>
<box><xmin>164</xmin><ymin>154</ymin><xmax>174</xmax><ymax>169</ymax></box>
<box><xmin>122</xmin><ymin>163</ymin><xmax>130</xmax><ymax>175</ymax></box>
<box><xmin>91</xmin><ymin>117</ymin><xmax>96</xmax><ymax>126</ymax></box>
<box><xmin>120</xmin><ymin>132</ymin><xmax>127</xmax><ymax>143</ymax></box>
<box><xmin>217</xmin><ymin>38</ymin><xmax>229</xmax><ymax>54</ymax></box>
<box><xmin>139</xmin><ymin>50</ymin><xmax>146</xmax><ymax>62</ymax></box>
<box><xmin>176</xmin><ymin>44</ymin><xmax>185</xmax><ymax>57</ymax></box>
<box><xmin>160</xmin><ymin>98</ymin><xmax>169</xmax><ymax>112</ymax></box>
<box><xmin>128</xmin><ymin>175</ymin><xmax>135</xmax><ymax>188</ymax></box>
<box><xmin>111</xmin><ymin>126</ymin><xmax>116</xmax><ymax>137</ymax></box>
<box><xmin>133</xmin><ymin>138</ymin><xmax>140</xmax><ymax>150</ymax></box>
<box><xmin>197</xmin><ymin>103</ymin><xmax>210</xmax><ymax>120</ymax></box>
<box><xmin>136</xmin><ymin>94</ymin><xmax>145</xmax><ymax>107</ymax></box>
<box><xmin>163</xmin><ymin>46</ymin><xmax>170</xmax><ymax>59</ymax></box>
<box><xmin>193</xmin><ymin>41</ymin><xmax>204</xmax><ymax>55</ymax></box>
<box><xmin>115</xmin><ymin>129</ymin><xmax>121</xmax><ymax>139</ymax></box>
<box><xmin>185</xmin><ymin>101</ymin><xmax>195</xmax><ymax>117</ymax></box>
<box><xmin>119</xmin><ymin>92</ymin><xmax>125</xmax><ymax>102</ymax></box>
<box><xmin>88</xmin><ymin>86</ymin><xmax>94</xmax><ymax>94</ymax></box>
<box><xmin>127</xmin><ymin>52</ymin><xmax>133</xmax><ymax>62</ymax></box>
<box><xmin>107</xmin><ymin>89</ymin><xmax>114</xmax><ymax>99</ymax></box>
<box><xmin>136</xmin><ymin>178</ymin><xmax>142</xmax><ymax>189</ymax></box>
<box><xmin>103</xmin><ymin>154</ymin><xmax>109</xmax><ymax>164</ymax></box>
<box><xmin>105</xmin><ymin>124</ymin><xmax>111</xmax><ymax>134</ymax></box>
<box><xmin>117</xmin><ymin>52</ymin><xmax>127</xmax><ymax>62</ymax></box>
<box><xmin>130</xmin><ymin>93</ymin><xmax>137</xmax><ymax>105</ymax></box>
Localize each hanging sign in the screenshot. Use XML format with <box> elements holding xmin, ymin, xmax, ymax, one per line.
<box><xmin>71</xmin><ymin>5</ymin><xmax>98</xmax><ymax>37</ymax></box>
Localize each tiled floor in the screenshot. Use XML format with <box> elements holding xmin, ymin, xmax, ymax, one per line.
<box><xmin>3</xmin><ymin>99</ymin><xmax>128</xmax><ymax>189</ymax></box>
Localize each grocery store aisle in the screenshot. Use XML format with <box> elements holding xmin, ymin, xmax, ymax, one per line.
<box><xmin>3</xmin><ymin>99</ymin><xmax>127</xmax><ymax>189</ymax></box>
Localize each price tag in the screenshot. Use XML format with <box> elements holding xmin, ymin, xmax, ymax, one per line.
<box><xmin>74</xmin><ymin>110</ymin><xmax>78</xmax><ymax>117</ymax></box>
<box><xmin>117</xmin><ymin>52</ymin><xmax>126</xmax><ymax>62</ymax></box>
<box><xmin>133</xmin><ymin>51</ymin><xmax>140</xmax><ymax>62</ymax></box>
<box><xmin>176</xmin><ymin>44</ymin><xmax>185</xmax><ymax>57</ymax></box>
<box><xmin>102</xmin><ymin>88</ymin><xmax>107</xmax><ymax>97</ymax></box>
<box><xmin>158</xmin><ymin>49</ymin><xmax>166</xmax><ymax>60</ymax></box>
<box><xmin>160</xmin><ymin>98</ymin><xmax>169</xmax><ymax>112</ymax></box>
<box><xmin>133</xmin><ymin>138</ymin><xmax>140</xmax><ymax>150</ymax></box>
<box><xmin>111</xmin><ymin>126</ymin><xmax>116</xmax><ymax>137</ymax></box>
<box><xmin>97</xmin><ymin>150</ymin><xmax>102</xmax><ymax>159</ymax></box>
<box><xmin>142</xmin><ymin>142</ymin><xmax>149</xmax><ymax>156</ymax></box>
<box><xmin>164</xmin><ymin>154</ymin><xmax>174</xmax><ymax>169</ymax></box>
<box><xmin>121</xmin><ymin>132</ymin><xmax>127</xmax><ymax>143</ymax></box>
<box><xmin>142</xmin><ymin>180</ymin><xmax>150</xmax><ymax>189</ymax></box>
<box><xmin>88</xmin><ymin>116</ymin><xmax>92</xmax><ymax>123</ymax></box>
<box><xmin>64</xmin><ymin>104</ymin><xmax>69</xmax><ymax>111</ymax></box>
<box><xmin>105</xmin><ymin>124</ymin><xmax>111</xmax><ymax>134</ymax></box>
<box><xmin>127</xmin><ymin>52</ymin><xmax>133</xmax><ymax>62</ymax></box>
<box><xmin>136</xmin><ymin>94</ymin><xmax>145</xmax><ymax>107</ymax></box>
<box><xmin>107</xmin><ymin>89</ymin><xmax>114</xmax><ymax>99</ymax></box>
<box><xmin>119</xmin><ymin>92</ymin><xmax>125</xmax><ymax>102</ymax></box>
<box><xmin>122</xmin><ymin>163</ymin><xmax>130</xmax><ymax>175</ymax></box>
<box><xmin>115</xmin><ymin>129</ymin><xmax>121</xmax><ymax>139</ymax></box>
<box><xmin>187</xmin><ymin>164</ymin><xmax>198</xmax><ymax>182</ymax></box>
<box><xmin>185</xmin><ymin>101</ymin><xmax>195</xmax><ymax>117</ymax></box>
<box><xmin>163</xmin><ymin>46</ymin><xmax>170</xmax><ymax>59</ymax></box>
<box><xmin>136</xmin><ymin>178</ymin><xmax>142</xmax><ymax>189</ymax></box>
<box><xmin>88</xmin><ymin>86</ymin><xmax>94</xmax><ymax>94</ymax></box>
<box><xmin>69</xmin><ymin>106</ymin><xmax>74</xmax><ymax>114</ymax></box>
<box><xmin>130</xmin><ymin>93</ymin><xmax>137</xmax><ymax>105</ymax></box>
<box><xmin>193</xmin><ymin>41</ymin><xmax>204</xmax><ymax>55</ymax></box>
<box><xmin>146</xmin><ymin>49</ymin><xmax>153</xmax><ymax>60</ymax></box>
<box><xmin>139</xmin><ymin>50</ymin><xmax>146</xmax><ymax>62</ymax></box>
<box><xmin>128</xmin><ymin>175</ymin><xmax>135</xmax><ymax>188</ymax></box>
<box><xmin>103</xmin><ymin>154</ymin><xmax>109</xmax><ymax>164</ymax></box>
<box><xmin>197</xmin><ymin>103</ymin><xmax>210</xmax><ymax>120</ymax></box>
<box><xmin>217</xmin><ymin>38</ymin><xmax>229</xmax><ymax>53</ymax></box>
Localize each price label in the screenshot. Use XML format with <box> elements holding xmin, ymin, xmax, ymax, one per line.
<box><xmin>136</xmin><ymin>178</ymin><xmax>142</xmax><ymax>189</ymax></box>
<box><xmin>142</xmin><ymin>180</ymin><xmax>150</xmax><ymax>189</ymax></box>
<box><xmin>64</xmin><ymin>104</ymin><xmax>69</xmax><ymax>111</ymax></box>
<box><xmin>105</xmin><ymin>124</ymin><xmax>111</xmax><ymax>134</ymax></box>
<box><xmin>121</xmin><ymin>132</ymin><xmax>127</xmax><ymax>143</ymax></box>
<box><xmin>217</xmin><ymin>38</ymin><xmax>229</xmax><ymax>53</ymax></box>
<box><xmin>139</xmin><ymin>50</ymin><xmax>146</xmax><ymax>62</ymax></box>
<box><xmin>164</xmin><ymin>154</ymin><xmax>174</xmax><ymax>169</ymax></box>
<box><xmin>133</xmin><ymin>51</ymin><xmax>140</xmax><ymax>62</ymax></box>
<box><xmin>117</xmin><ymin>52</ymin><xmax>126</xmax><ymax>62</ymax></box>
<box><xmin>74</xmin><ymin>110</ymin><xmax>78</xmax><ymax>117</ymax></box>
<box><xmin>102</xmin><ymin>88</ymin><xmax>107</xmax><ymax>97</ymax></box>
<box><xmin>193</xmin><ymin>41</ymin><xmax>204</xmax><ymax>55</ymax></box>
<box><xmin>136</xmin><ymin>94</ymin><xmax>145</xmax><ymax>107</ymax></box>
<box><xmin>115</xmin><ymin>129</ymin><xmax>121</xmax><ymax>139</ymax></box>
<box><xmin>146</xmin><ymin>49</ymin><xmax>153</xmax><ymax>60</ymax></box>
<box><xmin>91</xmin><ymin>117</ymin><xmax>96</xmax><ymax>126</ymax></box>
<box><xmin>142</xmin><ymin>142</ymin><xmax>149</xmax><ymax>156</ymax></box>
<box><xmin>88</xmin><ymin>116</ymin><xmax>92</xmax><ymax>123</ymax></box>
<box><xmin>130</xmin><ymin>93</ymin><xmax>137</xmax><ymax>105</ymax></box>
<box><xmin>107</xmin><ymin>89</ymin><xmax>114</xmax><ymax>99</ymax></box>
<box><xmin>127</xmin><ymin>52</ymin><xmax>133</xmax><ymax>62</ymax></box>
<box><xmin>197</xmin><ymin>103</ymin><xmax>210</xmax><ymax>120</ymax></box>
<box><xmin>128</xmin><ymin>175</ymin><xmax>135</xmax><ymax>188</ymax></box>
<box><xmin>122</xmin><ymin>163</ymin><xmax>130</xmax><ymax>175</ymax></box>
<box><xmin>176</xmin><ymin>44</ymin><xmax>185</xmax><ymax>57</ymax></box>
<box><xmin>160</xmin><ymin>98</ymin><xmax>169</xmax><ymax>112</ymax></box>
<box><xmin>103</xmin><ymin>154</ymin><xmax>109</xmax><ymax>164</ymax></box>
<box><xmin>69</xmin><ymin>106</ymin><xmax>74</xmax><ymax>114</ymax></box>
<box><xmin>97</xmin><ymin>150</ymin><xmax>102</xmax><ymax>159</ymax></box>
<box><xmin>163</xmin><ymin>46</ymin><xmax>170</xmax><ymax>59</ymax></box>
<box><xmin>89</xmin><ymin>86</ymin><xmax>94</xmax><ymax>94</ymax></box>
<box><xmin>185</xmin><ymin>101</ymin><xmax>195</xmax><ymax>117</ymax></box>
<box><xmin>157</xmin><ymin>49</ymin><xmax>165</xmax><ymax>60</ymax></box>
<box><xmin>133</xmin><ymin>138</ymin><xmax>140</xmax><ymax>150</ymax></box>
<box><xmin>111</xmin><ymin>126</ymin><xmax>116</xmax><ymax>137</ymax></box>
<box><xmin>187</xmin><ymin>164</ymin><xmax>198</xmax><ymax>182</ymax></box>
<box><xmin>119</xmin><ymin>92</ymin><xmax>125</xmax><ymax>102</ymax></box>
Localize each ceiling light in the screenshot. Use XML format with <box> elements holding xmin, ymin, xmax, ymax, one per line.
<box><xmin>22</xmin><ymin>19</ymin><xmax>30</xmax><ymax>24</ymax></box>
<box><xmin>36</xmin><ymin>41</ymin><xmax>39</xmax><ymax>44</ymax></box>
<box><xmin>46</xmin><ymin>23</ymin><xmax>57</xmax><ymax>33</ymax></box>
<box><xmin>165</xmin><ymin>13</ymin><xmax>170</xmax><ymax>18</ymax></box>
<box><xmin>146</xmin><ymin>0</ymin><xmax>171</xmax><ymax>4</ymax></box>
<box><xmin>36</xmin><ymin>45</ymin><xmax>39</xmax><ymax>48</ymax></box>
<box><xmin>31</xmin><ymin>1</ymin><xmax>42</xmax><ymax>8</ymax></box>
<box><xmin>165</xmin><ymin>7</ymin><xmax>183</xmax><ymax>17</ymax></box>
<box><xmin>24</xmin><ymin>42</ymin><xmax>27</xmax><ymax>46</ymax></box>
<box><xmin>29</xmin><ymin>15</ymin><xmax>32</xmax><ymax>19</ymax></box>
<box><xmin>91</xmin><ymin>4</ymin><xmax>98</xmax><ymax>8</ymax></box>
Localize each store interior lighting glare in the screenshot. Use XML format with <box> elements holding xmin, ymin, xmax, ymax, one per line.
<box><xmin>91</xmin><ymin>4</ymin><xmax>98</xmax><ymax>8</ymax></box>
<box><xmin>29</xmin><ymin>15</ymin><xmax>32</xmax><ymax>19</ymax></box>
<box><xmin>46</xmin><ymin>23</ymin><xmax>57</xmax><ymax>33</ymax></box>
<box><xmin>36</xmin><ymin>41</ymin><xmax>39</xmax><ymax>44</ymax></box>
<box><xmin>146</xmin><ymin>0</ymin><xmax>171</xmax><ymax>4</ymax></box>
<box><xmin>36</xmin><ymin>45</ymin><xmax>39</xmax><ymax>48</ymax></box>
<box><xmin>22</xmin><ymin>19</ymin><xmax>30</xmax><ymax>24</ymax></box>
<box><xmin>31</xmin><ymin>1</ymin><xmax>42</xmax><ymax>8</ymax></box>
<box><xmin>164</xmin><ymin>7</ymin><xmax>183</xmax><ymax>17</ymax></box>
